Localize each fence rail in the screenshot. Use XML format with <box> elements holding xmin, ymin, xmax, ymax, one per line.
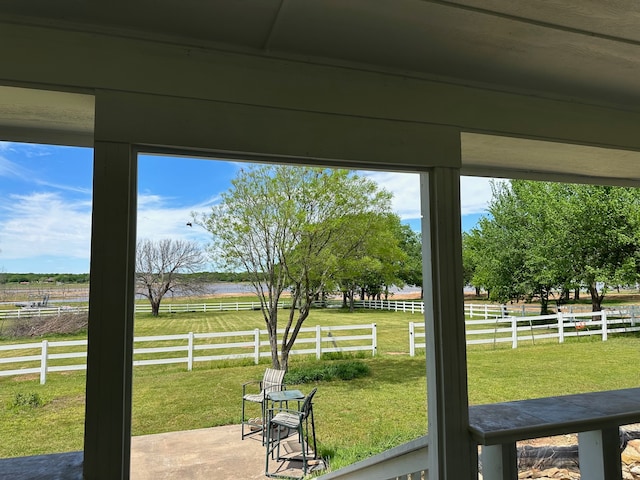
<box><xmin>0</xmin><ymin>301</ymin><xmax>294</xmax><ymax>320</ymax></box>
<box><xmin>409</xmin><ymin>308</ymin><xmax>640</xmax><ymax>355</ymax></box>
<box><xmin>0</xmin><ymin>323</ymin><xmax>376</xmax><ymax>384</ymax></box>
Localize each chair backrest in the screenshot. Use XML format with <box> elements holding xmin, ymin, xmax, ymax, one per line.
<box><xmin>300</xmin><ymin>387</ymin><xmax>317</xmax><ymax>420</ymax></box>
<box><xmin>262</xmin><ymin>368</ymin><xmax>286</xmax><ymax>394</ymax></box>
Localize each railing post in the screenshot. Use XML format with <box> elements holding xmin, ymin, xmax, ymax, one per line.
<box><xmin>372</xmin><ymin>323</ymin><xmax>377</xmax><ymax>356</ymax></box>
<box><xmin>187</xmin><ymin>332</ymin><xmax>194</xmax><ymax>371</ymax></box>
<box><xmin>601</xmin><ymin>310</ymin><xmax>608</xmax><ymax>341</ymax></box>
<box><xmin>484</xmin><ymin>305</ymin><xmax>489</xmax><ymax>320</ymax></box>
<box><xmin>558</xmin><ymin>312</ymin><xmax>564</xmax><ymax>343</ymax></box>
<box><xmin>511</xmin><ymin>316</ymin><xmax>518</xmax><ymax>349</ymax></box>
<box><xmin>254</xmin><ymin>329</ymin><xmax>260</xmax><ymax>364</ymax></box>
<box><xmin>409</xmin><ymin>322</ymin><xmax>415</xmax><ymax>356</ymax></box>
<box><xmin>40</xmin><ymin>340</ymin><xmax>48</xmax><ymax>385</ymax></box>
<box><xmin>316</xmin><ymin>325</ymin><xmax>322</xmax><ymax>360</ymax></box>
<box><xmin>632</xmin><ymin>305</ymin><xmax>636</xmax><ymax>327</ymax></box>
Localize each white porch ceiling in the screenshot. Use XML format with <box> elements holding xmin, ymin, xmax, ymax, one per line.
<box><xmin>1</xmin><ymin>1</ymin><xmax>640</xmax><ymax>183</ymax></box>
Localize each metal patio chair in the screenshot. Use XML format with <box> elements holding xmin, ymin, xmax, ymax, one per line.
<box><xmin>265</xmin><ymin>387</ymin><xmax>318</xmax><ymax>478</ymax></box>
<box><xmin>241</xmin><ymin>367</ymin><xmax>286</xmax><ymax>440</ymax></box>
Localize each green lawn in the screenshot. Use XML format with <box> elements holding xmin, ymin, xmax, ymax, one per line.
<box><xmin>1</xmin><ymin>306</ymin><xmax>639</xmax><ymax>471</ymax></box>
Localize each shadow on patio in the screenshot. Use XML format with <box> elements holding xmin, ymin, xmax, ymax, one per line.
<box><xmin>0</xmin><ymin>424</ymin><xmax>322</xmax><ymax>479</ymax></box>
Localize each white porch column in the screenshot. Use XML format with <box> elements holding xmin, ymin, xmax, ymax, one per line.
<box><xmin>83</xmin><ymin>141</ymin><xmax>137</xmax><ymax>480</ymax></box>
<box><xmin>578</xmin><ymin>427</ymin><xmax>622</xmax><ymax>480</ymax></box>
<box><xmin>421</xmin><ymin>167</ymin><xmax>475</xmax><ymax>479</ymax></box>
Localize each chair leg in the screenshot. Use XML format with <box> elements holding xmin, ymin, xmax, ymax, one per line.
<box><xmin>241</xmin><ymin>399</ymin><xmax>246</xmax><ymax>439</ymax></box>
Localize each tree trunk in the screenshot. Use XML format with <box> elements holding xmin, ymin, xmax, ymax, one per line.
<box><xmin>342</xmin><ymin>291</ymin><xmax>348</xmax><ymax>308</ymax></box>
<box><xmin>574</xmin><ymin>287</ymin><xmax>580</xmax><ymax>300</ymax></box>
<box><xmin>349</xmin><ymin>290</ymin><xmax>355</xmax><ymax>313</ymax></box>
<box><xmin>151</xmin><ymin>300</ymin><xmax>160</xmax><ymax>317</ymax></box>
<box><xmin>539</xmin><ymin>288</ymin><xmax>550</xmax><ymax>315</ymax></box>
<box><xmin>268</xmin><ymin>307</ymin><xmax>281</xmax><ymax>369</ymax></box>
<box><xmin>588</xmin><ymin>282</ymin><xmax>603</xmax><ymax>312</ymax></box>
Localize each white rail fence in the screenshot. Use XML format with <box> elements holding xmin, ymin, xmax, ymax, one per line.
<box><xmin>409</xmin><ymin>309</ymin><xmax>640</xmax><ymax>355</ymax></box>
<box><xmin>0</xmin><ymin>323</ymin><xmax>376</xmax><ymax>384</ymax></box>
<box><xmin>0</xmin><ymin>301</ymin><xmax>292</xmax><ymax>320</ymax></box>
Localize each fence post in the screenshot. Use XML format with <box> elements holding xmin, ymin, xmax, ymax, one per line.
<box><xmin>484</xmin><ymin>305</ymin><xmax>489</xmax><ymax>320</ymax></box>
<box><xmin>522</xmin><ymin>305</ymin><xmax>526</xmax><ymax>317</ymax></box>
<box><xmin>316</xmin><ymin>325</ymin><xmax>322</xmax><ymax>360</ymax></box>
<box><xmin>469</xmin><ymin>304</ymin><xmax>473</xmax><ymax>318</ymax></box>
<box><xmin>187</xmin><ymin>332</ymin><xmax>194</xmax><ymax>371</ymax></box>
<box><xmin>602</xmin><ymin>310</ymin><xmax>608</xmax><ymax>341</ymax></box>
<box><xmin>511</xmin><ymin>316</ymin><xmax>518</xmax><ymax>349</ymax></box>
<box><xmin>372</xmin><ymin>323</ymin><xmax>377</xmax><ymax>356</ymax></box>
<box><xmin>558</xmin><ymin>312</ymin><xmax>564</xmax><ymax>343</ymax></box>
<box><xmin>40</xmin><ymin>340</ymin><xmax>48</xmax><ymax>385</ymax></box>
<box><xmin>631</xmin><ymin>305</ymin><xmax>636</xmax><ymax>327</ymax></box>
<box><xmin>409</xmin><ymin>322</ymin><xmax>415</xmax><ymax>357</ymax></box>
<box><xmin>254</xmin><ymin>329</ymin><xmax>260</xmax><ymax>364</ymax></box>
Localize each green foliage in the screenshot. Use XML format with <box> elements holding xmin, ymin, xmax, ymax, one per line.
<box><xmin>285</xmin><ymin>360</ymin><xmax>371</xmax><ymax>384</ymax></box>
<box><xmin>11</xmin><ymin>392</ymin><xmax>44</xmax><ymax>409</ymax></box>
<box><xmin>198</xmin><ymin>165</ymin><xmax>396</xmax><ymax>370</ymax></box>
<box><xmin>3</xmin><ymin>273</ymin><xmax>90</xmax><ymax>284</ymax></box>
<box><xmin>466</xmin><ymin>180</ymin><xmax>640</xmax><ymax>312</ymax></box>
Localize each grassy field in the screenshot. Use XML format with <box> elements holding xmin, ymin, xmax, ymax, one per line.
<box><xmin>1</xmin><ymin>305</ymin><xmax>639</xmax><ymax>471</ymax></box>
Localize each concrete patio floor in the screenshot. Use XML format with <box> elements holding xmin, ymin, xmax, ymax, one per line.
<box><xmin>0</xmin><ymin>424</ymin><xmax>322</xmax><ymax>479</ymax></box>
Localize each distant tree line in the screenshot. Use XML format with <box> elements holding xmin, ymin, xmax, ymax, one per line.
<box><xmin>1</xmin><ymin>273</ymin><xmax>91</xmax><ymax>284</ymax></box>
<box><xmin>464</xmin><ymin>180</ymin><xmax>640</xmax><ymax>313</ymax></box>
<box><xmin>0</xmin><ymin>271</ymin><xmax>259</xmax><ymax>285</ymax></box>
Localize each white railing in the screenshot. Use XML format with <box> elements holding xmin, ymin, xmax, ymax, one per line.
<box><xmin>409</xmin><ymin>309</ymin><xmax>640</xmax><ymax>355</ymax></box>
<box><xmin>355</xmin><ymin>300</ymin><xmax>425</xmax><ymax>314</ymax></box>
<box><xmin>0</xmin><ymin>323</ymin><xmax>376</xmax><ymax>384</ymax></box>
<box><xmin>0</xmin><ymin>301</ymin><xmax>292</xmax><ymax>320</ymax></box>
<box><xmin>317</xmin><ymin>435</ymin><xmax>428</xmax><ymax>480</ymax></box>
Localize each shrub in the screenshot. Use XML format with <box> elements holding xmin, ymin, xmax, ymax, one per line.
<box><xmin>4</xmin><ymin>312</ymin><xmax>88</xmax><ymax>338</ymax></box>
<box><xmin>285</xmin><ymin>360</ymin><xmax>370</xmax><ymax>384</ymax></box>
<box><xmin>11</xmin><ymin>392</ymin><xmax>43</xmax><ymax>409</ymax></box>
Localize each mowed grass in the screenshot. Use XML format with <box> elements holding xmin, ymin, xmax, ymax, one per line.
<box><xmin>1</xmin><ymin>305</ymin><xmax>640</xmax><ymax>471</ymax></box>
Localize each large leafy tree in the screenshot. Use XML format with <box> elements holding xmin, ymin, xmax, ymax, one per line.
<box><xmin>469</xmin><ymin>180</ymin><xmax>640</xmax><ymax>312</ymax></box>
<box><xmin>198</xmin><ymin>165</ymin><xmax>393</xmax><ymax>370</ymax></box>
<box><xmin>332</xmin><ymin>213</ymin><xmax>408</xmax><ymax>311</ymax></box>
<box><xmin>135</xmin><ymin>238</ymin><xmax>206</xmax><ymax>316</ymax></box>
<box><xmin>396</xmin><ymin>224</ymin><xmax>423</xmax><ymax>298</ymax></box>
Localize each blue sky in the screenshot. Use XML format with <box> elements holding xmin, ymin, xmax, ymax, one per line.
<box><xmin>0</xmin><ymin>142</ymin><xmax>492</xmax><ymax>273</ymax></box>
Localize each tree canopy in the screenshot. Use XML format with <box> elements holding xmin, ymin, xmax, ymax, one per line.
<box><xmin>135</xmin><ymin>238</ymin><xmax>206</xmax><ymax>316</ymax></box>
<box><xmin>465</xmin><ymin>180</ymin><xmax>640</xmax><ymax>312</ymax></box>
<box><xmin>198</xmin><ymin>165</ymin><xmax>399</xmax><ymax>370</ymax></box>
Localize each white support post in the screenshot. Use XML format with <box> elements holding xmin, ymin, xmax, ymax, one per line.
<box><xmin>409</xmin><ymin>322</ymin><xmax>416</xmax><ymax>357</ymax></box>
<box><xmin>511</xmin><ymin>317</ymin><xmax>518</xmax><ymax>349</ymax></box>
<box><xmin>187</xmin><ymin>332</ymin><xmax>194</xmax><ymax>371</ymax></box>
<box><xmin>84</xmin><ymin>141</ymin><xmax>137</xmax><ymax>480</ymax></box>
<box><xmin>601</xmin><ymin>310</ymin><xmax>608</xmax><ymax>341</ymax></box>
<box><xmin>372</xmin><ymin>323</ymin><xmax>377</xmax><ymax>356</ymax></box>
<box><xmin>481</xmin><ymin>443</ymin><xmax>517</xmax><ymax>480</ymax></box>
<box><xmin>578</xmin><ymin>428</ymin><xmax>622</xmax><ymax>480</ymax></box>
<box><xmin>316</xmin><ymin>325</ymin><xmax>322</xmax><ymax>360</ymax></box>
<box><xmin>484</xmin><ymin>304</ymin><xmax>489</xmax><ymax>320</ymax></box>
<box><xmin>421</xmin><ymin>166</ymin><xmax>474</xmax><ymax>480</ymax></box>
<box><xmin>254</xmin><ymin>329</ymin><xmax>260</xmax><ymax>364</ymax></box>
<box><xmin>40</xmin><ymin>340</ymin><xmax>48</xmax><ymax>385</ymax></box>
<box><xmin>558</xmin><ymin>312</ymin><xmax>564</xmax><ymax>343</ymax></box>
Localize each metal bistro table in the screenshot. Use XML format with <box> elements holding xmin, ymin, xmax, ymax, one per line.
<box><xmin>265</xmin><ymin>390</ymin><xmax>305</xmax><ymax>444</ymax></box>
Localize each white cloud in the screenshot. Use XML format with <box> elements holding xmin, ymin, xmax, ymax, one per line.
<box><xmin>136</xmin><ymin>193</ymin><xmax>217</xmax><ymax>244</ymax></box>
<box><xmin>0</xmin><ymin>192</ymin><xmax>92</xmax><ymax>260</ymax></box>
<box><xmin>361</xmin><ymin>171</ymin><xmax>497</xmax><ymax>219</ymax></box>
<box><xmin>0</xmin><ymin>154</ymin><xmax>28</xmax><ymax>179</ymax></box>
